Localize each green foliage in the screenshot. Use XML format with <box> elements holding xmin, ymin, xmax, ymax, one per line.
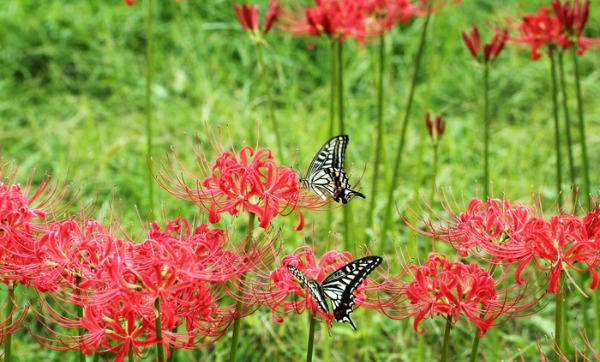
<box><xmin>1</xmin><ymin>0</ymin><xmax>599</xmax><ymax>361</ymax></box>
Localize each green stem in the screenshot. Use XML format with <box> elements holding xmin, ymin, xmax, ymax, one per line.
<box><xmin>228</xmin><ymin>213</ymin><xmax>256</xmax><ymax>362</ymax></box>
<box><xmin>129</xmin><ymin>344</ymin><xmax>135</xmax><ymax>362</ymax></box>
<box><xmin>306</xmin><ymin>313</ymin><xmax>317</xmax><ymax>362</ymax></box>
<box><xmin>468</xmin><ymin>330</ymin><xmax>481</xmax><ymax>362</ymax></box>
<box><xmin>256</xmin><ymin>43</ymin><xmax>283</xmax><ymax>161</ymax></box>
<box><xmin>155</xmin><ymin>298</ymin><xmax>166</xmax><ymax>362</ymax></box>
<box><xmin>326</xmin><ymin>40</ymin><xmax>337</xmax><ymax>233</ymax></box>
<box><xmin>549</xmin><ymin>47</ymin><xmax>563</xmax><ymax>207</ymax></box>
<box><xmin>430</xmin><ymin>144</ymin><xmax>438</xmax><ymax>205</ymax></box>
<box><xmin>76</xmin><ymin>277</ymin><xmax>85</xmax><ymax>362</ymax></box>
<box><xmin>557</xmin><ymin>51</ymin><xmax>576</xmax><ymax>206</ymax></box>
<box><xmin>145</xmin><ymin>0</ymin><xmax>155</xmax><ymax>216</ymax></box>
<box><xmin>569</xmin><ymin>45</ymin><xmax>590</xmax><ymax>210</ymax></box>
<box><xmin>4</xmin><ymin>283</ymin><xmax>14</xmax><ymax>362</ymax></box>
<box><xmin>368</xmin><ymin>34</ymin><xmax>386</xmax><ymax>233</ymax></box>
<box><xmin>417</xmin><ymin>333</ymin><xmax>425</xmax><ymax>362</ymax></box>
<box><xmin>379</xmin><ymin>3</ymin><xmax>432</xmax><ymax>256</ymax></box>
<box><xmin>440</xmin><ymin>316</ymin><xmax>453</xmax><ymax>362</ymax></box>
<box><xmin>337</xmin><ymin>40</ymin><xmax>345</xmax><ymax>135</ymax></box>
<box><xmin>336</xmin><ymin>40</ymin><xmax>352</xmax><ymax>251</ymax></box>
<box><xmin>554</xmin><ymin>273</ymin><xmax>565</xmax><ymax>362</ymax></box>
<box><xmin>483</xmin><ymin>62</ymin><xmax>490</xmax><ymax>198</ymax></box>
<box><xmin>329</xmin><ymin>39</ymin><xmax>337</xmax><ymax>136</ymax></box>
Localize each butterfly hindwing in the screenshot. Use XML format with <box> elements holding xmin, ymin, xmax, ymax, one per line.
<box><xmin>286</xmin><ymin>256</ymin><xmax>382</xmax><ymax>330</ymax></box>
<box><xmin>301</xmin><ymin>135</ymin><xmax>365</xmax><ymax>203</ymax></box>
<box><xmin>321</xmin><ymin>256</ymin><xmax>383</xmax><ymax>330</ymax></box>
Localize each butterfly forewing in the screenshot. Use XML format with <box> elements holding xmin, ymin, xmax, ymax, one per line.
<box><xmin>321</xmin><ymin>256</ymin><xmax>383</xmax><ymax>330</ymax></box>
<box><xmin>287</xmin><ymin>265</ymin><xmax>330</xmax><ymax>313</ymax></box>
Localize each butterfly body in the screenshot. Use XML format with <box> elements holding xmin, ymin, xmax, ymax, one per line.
<box><xmin>287</xmin><ymin>256</ymin><xmax>382</xmax><ymax>330</ymax></box>
<box><xmin>300</xmin><ymin>135</ymin><xmax>365</xmax><ymax>204</ymax></box>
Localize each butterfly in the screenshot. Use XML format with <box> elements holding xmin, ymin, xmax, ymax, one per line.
<box><xmin>287</xmin><ymin>256</ymin><xmax>382</xmax><ymax>330</ymax></box>
<box><xmin>299</xmin><ymin>135</ymin><xmax>365</xmax><ymax>204</ymax></box>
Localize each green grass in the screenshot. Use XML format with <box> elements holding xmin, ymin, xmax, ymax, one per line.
<box><xmin>1</xmin><ymin>0</ymin><xmax>600</xmax><ymax>360</ymax></box>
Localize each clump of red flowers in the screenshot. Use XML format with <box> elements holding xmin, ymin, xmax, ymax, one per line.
<box><xmin>509</xmin><ymin>0</ymin><xmax>599</xmax><ymax>59</ymax></box>
<box><xmin>408</xmin><ymin>196</ymin><xmax>600</xmax><ymax>295</ymax></box>
<box><xmin>31</xmin><ymin>216</ymin><xmax>272</xmax><ymax>360</ymax></box>
<box><xmin>380</xmin><ymin>252</ymin><xmax>541</xmax><ymax>337</ymax></box>
<box><xmin>279</xmin><ymin>0</ymin><xmax>427</xmax><ymax>43</ymax></box>
<box><xmin>153</xmin><ymin>131</ymin><xmax>324</xmax><ymax>230</ymax></box>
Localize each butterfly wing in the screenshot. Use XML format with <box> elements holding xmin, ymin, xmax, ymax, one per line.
<box><xmin>328</xmin><ymin>168</ymin><xmax>366</xmax><ymax>204</ymax></box>
<box><xmin>301</xmin><ymin>135</ymin><xmax>364</xmax><ymax>203</ymax></box>
<box><xmin>321</xmin><ymin>256</ymin><xmax>382</xmax><ymax>330</ymax></box>
<box><xmin>287</xmin><ymin>265</ymin><xmax>330</xmax><ymax>313</ymax></box>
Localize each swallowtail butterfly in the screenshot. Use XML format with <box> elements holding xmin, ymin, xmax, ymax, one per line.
<box><xmin>299</xmin><ymin>135</ymin><xmax>365</xmax><ymax>204</ymax></box>
<box><xmin>287</xmin><ymin>256</ymin><xmax>382</xmax><ymax>330</ymax></box>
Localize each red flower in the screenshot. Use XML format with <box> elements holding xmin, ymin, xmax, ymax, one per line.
<box><xmin>403</xmin><ymin>254</ymin><xmax>498</xmax><ymax>337</ymax></box>
<box><xmin>462</xmin><ymin>25</ymin><xmax>508</xmax><ymax>63</ymax></box>
<box><xmin>234</xmin><ymin>0</ymin><xmax>280</xmax><ymax>35</ymax></box>
<box><xmin>410</xmin><ymin>196</ymin><xmax>600</xmax><ymax>294</ymax></box>
<box><xmin>425</xmin><ymin>112</ymin><xmax>446</xmax><ymax>143</ymax></box>
<box><xmin>154</xmin><ymin>131</ymin><xmax>322</xmax><ymax>230</ymax></box>
<box><xmin>552</xmin><ymin>0</ymin><xmax>589</xmax><ymax>38</ymax></box>
<box><xmin>552</xmin><ymin>0</ymin><xmax>600</xmax><ymax>55</ymax></box>
<box><xmin>509</xmin><ymin>7</ymin><xmax>567</xmax><ymax>60</ymax></box>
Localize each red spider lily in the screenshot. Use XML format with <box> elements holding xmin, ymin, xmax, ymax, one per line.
<box><xmin>234</xmin><ymin>0</ymin><xmax>280</xmax><ymax>35</ymax></box>
<box><xmin>406</xmin><ymin>254</ymin><xmax>497</xmax><ymax>336</ymax></box>
<box><xmin>279</xmin><ymin>0</ymin><xmax>399</xmax><ymax>42</ymax></box>
<box><xmin>552</xmin><ymin>0</ymin><xmax>600</xmax><ymax>55</ymax></box>
<box><xmin>30</xmin><ymin>218</ymin><xmax>258</xmax><ymax>355</ymax></box>
<box><xmin>250</xmin><ymin>246</ymin><xmax>384</xmax><ymax>327</ymax></box>
<box><xmin>509</xmin><ymin>7</ymin><xmax>568</xmax><ymax>60</ymax></box>
<box><xmin>380</xmin><ymin>253</ymin><xmax>540</xmax><ymax>337</ymax></box>
<box><xmin>406</xmin><ymin>195</ymin><xmax>600</xmax><ymax>294</ymax></box>
<box><xmin>462</xmin><ymin>25</ymin><xmax>508</xmax><ymax>63</ymax></box>
<box><xmin>153</xmin><ymin>131</ymin><xmax>324</xmax><ymax>230</ymax></box>
<box><xmin>552</xmin><ymin>0</ymin><xmax>589</xmax><ymax>38</ymax></box>
<box><xmin>425</xmin><ymin>112</ymin><xmax>445</xmax><ymax>143</ymax></box>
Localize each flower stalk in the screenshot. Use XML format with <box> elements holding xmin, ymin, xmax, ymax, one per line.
<box><xmin>483</xmin><ymin>62</ymin><xmax>490</xmax><ymax>197</ymax></box>
<box><xmin>306</xmin><ymin>313</ymin><xmax>317</xmax><ymax>362</ymax></box>
<box><xmin>145</xmin><ymin>0</ymin><xmax>155</xmax><ymax>215</ymax></box>
<box><xmin>228</xmin><ymin>212</ymin><xmax>256</xmax><ymax>362</ymax></box>
<box><xmin>557</xmin><ymin>51</ymin><xmax>576</xmax><ymax>205</ymax></box>
<box><xmin>4</xmin><ymin>283</ymin><xmax>14</xmax><ymax>362</ymax></box>
<box><xmin>569</xmin><ymin>45</ymin><xmax>590</xmax><ymax>210</ymax></box>
<box><xmin>441</xmin><ymin>316</ymin><xmax>453</xmax><ymax>362</ymax></box>
<box><xmin>368</xmin><ymin>34</ymin><xmax>386</xmax><ymax>230</ymax></box>
<box><xmin>549</xmin><ymin>46</ymin><xmax>563</xmax><ymax>207</ymax></box>
<box><xmin>154</xmin><ymin>298</ymin><xmax>165</xmax><ymax>362</ymax></box>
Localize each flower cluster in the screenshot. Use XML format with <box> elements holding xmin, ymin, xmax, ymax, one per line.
<box><xmin>510</xmin><ymin>0</ymin><xmax>599</xmax><ymax>59</ymax></box>
<box><xmin>28</xmin><ymin>217</ymin><xmax>270</xmax><ymax>361</ymax></box>
<box><xmin>154</xmin><ymin>133</ymin><xmax>320</xmax><ymax>230</ymax></box>
<box><xmin>405</xmin><ymin>254</ymin><xmax>497</xmax><ymax>336</ymax></box>
<box><xmin>380</xmin><ymin>252</ymin><xmax>540</xmax><ymax>337</ymax></box>
<box><xmin>279</xmin><ymin>0</ymin><xmax>428</xmax><ymax>43</ymax></box>
<box><xmin>413</xmin><ymin>197</ymin><xmax>600</xmax><ymax>294</ymax></box>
